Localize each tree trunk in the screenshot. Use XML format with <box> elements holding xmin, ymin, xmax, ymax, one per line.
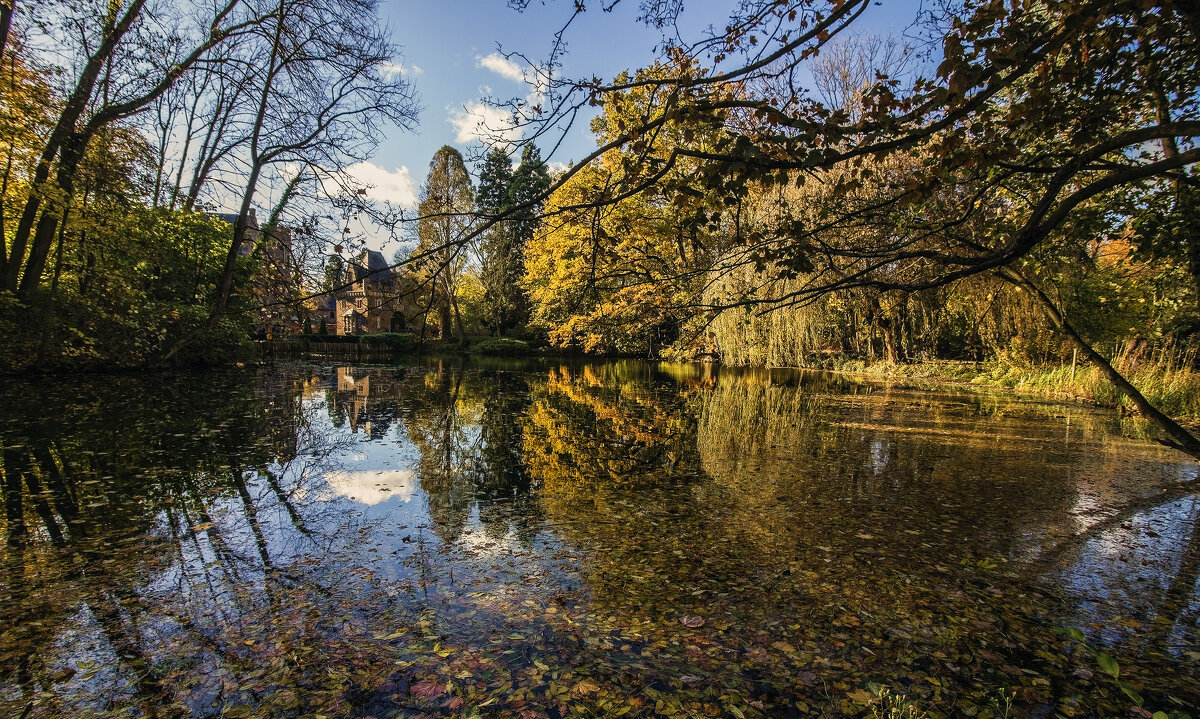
<box><xmin>1</xmin><ymin>0</ymin><xmax>149</xmax><ymax>293</ymax></box>
<box><xmin>0</xmin><ymin>0</ymin><xmax>15</xmax><ymax>72</ymax></box>
<box><xmin>1000</xmin><ymin>267</ymin><xmax>1200</xmax><ymax>460</ymax></box>
<box><xmin>439</xmin><ymin>300</ymin><xmax>452</xmax><ymax>340</ymax></box>
<box><xmin>880</xmin><ymin>317</ymin><xmax>900</xmax><ymax>363</ymax></box>
<box><xmin>18</xmin><ymin>136</ymin><xmax>84</xmax><ymax>299</ymax></box>
<box><xmin>35</xmin><ymin>202</ymin><xmax>70</xmax><ymax>365</ymax></box>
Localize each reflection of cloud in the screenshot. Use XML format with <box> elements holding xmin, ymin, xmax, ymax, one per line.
<box><xmin>448</xmin><ymin>101</ymin><xmax>522</xmax><ymax>147</ymax></box>
<box><xmin>338</xmin><ymin>161</ymin><xmax>418</xmax><ymax>208</ymax></box>
<box><xmin>547</xmin><ymin>161</ymin><xmax>570</xmax><ymax>175</ymax></box>
<box><xmin>477</xmin><ymin>52</ymin><xmax>524</xmax><ymax>83</ymax></box>
<box><xmin>325</xmin><ymin>469</ymin><xmax>416</xmax><ymax>505</ymax></box>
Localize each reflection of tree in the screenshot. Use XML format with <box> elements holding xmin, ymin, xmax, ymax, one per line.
<box><xmin>520</xmin><ymin>362</ymin><xmax>710</xmax><ymax>614</ymax></box>
<box><xmin>0</xmin><ymin>368</ymin><xmax>354</xmax><ymax>717</ymax></box>
<box><xmin>522</xmin><ymin>363</ymin><xmax>698</xmax><ymax>497</ymax></box>
<box><xmin>399</xmin><ymin>361</ymin><xmax>482</xmax><ymax>544</ymax></box>
<box><xmin>694</xmin><ymin>368</ymin><xmax>1188</xmax><ymax>569</ymax></box>
<box><xmin>475</xmin><ymin>369</ymin><xmax>542</xmax><ymax>542</ymax></box>
<box><xmin>5</xmin><ymin>361</ymin><xmax>1196</xmax><ymax>715</ymax></box>
<box><xmin>384</xmin><ymin>361</ymin><xmax>548</xmax><ymax>545</ymax></box>
<box><xmin>522</xmin><ymin>363</ymin><xmax>1199</xmax><ymax>711</ymax></box>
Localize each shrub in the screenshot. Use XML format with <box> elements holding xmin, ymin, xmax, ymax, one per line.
<box><xmin>311</xmin><ymin>334</ymin><xmax>360</xmax><ymax>344</ymax></box>
<box><xmin>361</xmin><ymin>332</ymin><xmax>415</xmax><ymax>351</ymax></box>
<box><xmin>471</xmin><ymin>337</ymin><xmax>530</xmax><ymax>355</ymax></box>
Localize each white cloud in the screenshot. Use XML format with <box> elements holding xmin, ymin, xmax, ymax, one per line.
<box><xmin>546</xmin><ymin>161</ymin><xmax>570</xmax><ymax>175</ymax></box>
<box><xmin>448</xmin><ymin>101</ymin><xmax>522</xmax><ymax>147</ymax></box>
<box><xmin>340</xmin><ymin>161</ymin><xmax>418</xmax><ymax>208</ymax></box>
<box><xmin>453</xmin><ymin>56</ymin><xmax>555</xmax><ymax>149</ymax></box>
<box><xmin>477</xmin><ymin>52</ymin><xmax>524</xmax><ymax>83</ymax></box>
<box><xmin>379</xmin><ymin>61</ymin><xmax>423</xmax><ymax>80</ymax></box>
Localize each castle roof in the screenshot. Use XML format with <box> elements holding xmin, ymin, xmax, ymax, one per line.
<box><xmin>350</xmin><ymin>250</ymin><xmax>393</xmax><ymax>286</ymax></box>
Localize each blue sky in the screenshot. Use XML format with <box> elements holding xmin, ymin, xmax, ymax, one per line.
<box><xmin>343</xmin><ymin>0</ymin><xmax>925</xmax><ymax>211</ymax></box>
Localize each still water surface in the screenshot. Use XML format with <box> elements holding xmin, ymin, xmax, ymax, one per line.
<box><xmin>1</xmin><ymin>359</ymin><xmax>1197</xmax><ymax>718</ymax></box>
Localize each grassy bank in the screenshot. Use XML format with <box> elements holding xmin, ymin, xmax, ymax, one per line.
<box><xmin>831</xmin><ymin>355</ymin><xmax>1200</xmax><ymax>421</ymax></box>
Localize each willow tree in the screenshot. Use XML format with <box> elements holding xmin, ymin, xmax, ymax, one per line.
<box><xmin>513</xmin><ymin>0</ymin><xmax>1200</xmax><ymax>458</ymax></box>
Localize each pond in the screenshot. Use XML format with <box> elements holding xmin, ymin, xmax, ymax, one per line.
<box><xmin>1</xmin><ymin>359</ymin><xmax>1197</xmax><ymax>718</ymax></box>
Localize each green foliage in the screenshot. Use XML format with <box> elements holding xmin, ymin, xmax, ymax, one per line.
<box><xmin>320</xmin><ymin>256</ymin><xmax>346</xmax><ymax>294</ymax></box>
<box><xmin>0</xmin><ymin>205</ymin><xmax>252</xmax><ymax>370</ymax></box>
<box><xmin>478</xmin><ymin>144</ymin><xmax>550</xmax><ymax>336</ymax></box>
<box><xmin>470</xmin><ymin>337</ymin><xmax>530</xmax><ymax>355</ymax></box>
<box><xmin>360</xmin><ymin>332</ymin><xmax>416</xmax><ymax>350</ymax></box>
<box><xmin>1055</xmin><ymin>627</ymin><xmax>1192</xmax><ymax>718</ymax></box>
<box><xmin>869</xmin><ymin>686</ymin><xmax>927</xmax><ymax>719</ymax></box>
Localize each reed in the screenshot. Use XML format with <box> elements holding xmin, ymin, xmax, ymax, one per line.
<box><xmin>844</xmin><ymin>348</ymin><xmax>1200</xmax><ymax>420</ymax></box>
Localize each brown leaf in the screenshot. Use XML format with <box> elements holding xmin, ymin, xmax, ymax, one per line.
<box><xmin>680</xmin><ymin>616</ymin><xmax>705</xmax><ymax>628</ymax></box>
<box><xmin>411</xmin><ymin>678</ymin><xmax>446</xmax><ymax>699</ymax></box>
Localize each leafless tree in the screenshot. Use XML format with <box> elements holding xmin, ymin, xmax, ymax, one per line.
<box><xmin>156</xmin><ymin>0</ymin><xmax>420</xmax><ymax>361</ymax></box>
<box><xmin>0</xmin><ymin>0</ymin><xmax>264</xmax><ymax>297</ymax></box>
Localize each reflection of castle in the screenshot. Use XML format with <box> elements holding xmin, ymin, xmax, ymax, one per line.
<box><xmin>333</xmin><ymin>367</ymin><xmax>396</xmax><ymax>438</ymax></box>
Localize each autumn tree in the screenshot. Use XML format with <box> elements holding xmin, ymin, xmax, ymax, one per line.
<box><xmin>409</xmin><ymin>145</ymin><xmax>475</xmax><ymax>340</ymax></box>
<box><xmin>514</xmin><ymin>0</ymin><xmax>1200</xmax><ymax>456</ymax></box>
<box><xmin>524</xmin><ymin>62</ymin><xmax>728</xmax><ymax>355</ymax></box>
<box><xmin>0</xmin><ymin>0</ymin><xmax>257</xmax><ymax>299</ymax></box>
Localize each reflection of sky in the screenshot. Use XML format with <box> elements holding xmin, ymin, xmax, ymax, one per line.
<box><xmin>325</xmin><ymin>469</ymin><xmax>417</xmax><ymax>504</ymax></box>
<box><xmin>1055</xmin><ymin>496</ymin><xmax>1200</xmax><ymax>650</ymax></box>
<box><xmin>12</xmin><ymin>363</ymin><xmax>1200</xmax><ymax>717</ymax></box>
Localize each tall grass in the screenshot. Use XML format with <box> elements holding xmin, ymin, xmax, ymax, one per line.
<box><xmin>845</xmin><ymin>347</ymin><xmax>1200</xmax><ymax>420</ymax></box>
<box><xmin>984</xmin><ymin>351</ymin><xmax>1200</xmax><ymax>420</ymax></box>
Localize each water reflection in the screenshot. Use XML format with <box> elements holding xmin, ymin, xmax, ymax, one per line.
<box><xmin>0</xmin><ymin>360</ymin><xmax>1197</xmax><ymax>717</ymax></box>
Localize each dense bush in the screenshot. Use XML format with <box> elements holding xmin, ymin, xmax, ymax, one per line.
<box><xmin>308</xmin><ymin>334</ymin><xmax>361</xmax><ymax>344</ymax></box>
<box><xmin>361</xmin><ymin>332</ymin><xmax>416</xmax><ymax>351</ymax></box>
<box><xmin>471</xmin><ymin>337</ymin><xmax>530</xmax><ymax>356</ymax></box>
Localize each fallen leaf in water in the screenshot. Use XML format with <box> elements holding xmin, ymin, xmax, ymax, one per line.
<box><xmin>411</xmin><ymin>679</ymin><xmax>445</xmax><ymax>699</ymax></box>
<box><xmin>680</xmin><ymin>616</ymin><xmax>704</xmax><ymax>628</ymax></box>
